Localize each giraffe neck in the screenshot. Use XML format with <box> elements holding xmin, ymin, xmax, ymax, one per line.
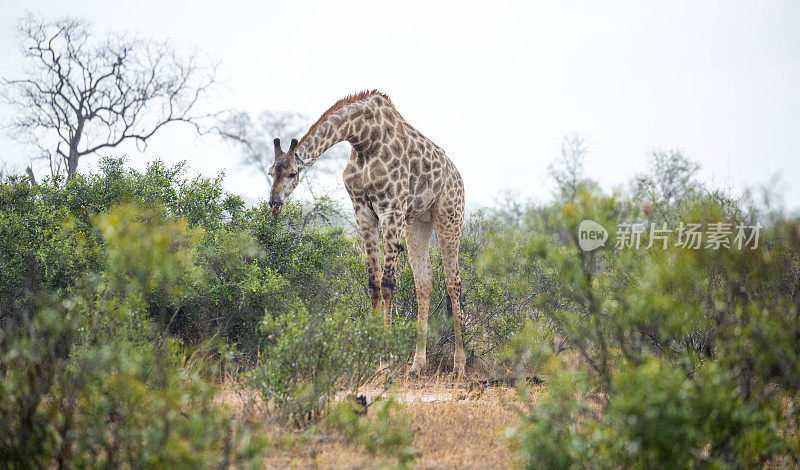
<box><xmin>295</xmin><ymin>105</ymin><xmax>355</xmax><ymax>167</ymax></box>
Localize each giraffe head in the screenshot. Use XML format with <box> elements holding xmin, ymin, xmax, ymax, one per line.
<box><xmin>268</xmin><ymin>137</ymin><xmax>306</xmax><ymax>213</ymax></box>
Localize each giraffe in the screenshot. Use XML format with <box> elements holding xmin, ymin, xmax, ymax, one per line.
<box><xmin>268</xmin><ymin>90</ymin><xmax>467</xmax><ymax>378</ymax></box>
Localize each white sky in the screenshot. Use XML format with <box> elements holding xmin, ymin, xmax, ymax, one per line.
<box><xmin>1</xmin><ymin>0</ymin><xmax>798</xmax><ymax>210</ymax></box>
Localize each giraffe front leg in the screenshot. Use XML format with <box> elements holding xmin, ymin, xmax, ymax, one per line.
<box><xmin>352</xmin><ymin>200</ymin><xmax>382</xmax><ymax>313</ymax></box>
<box><xmin>380</xmin><ymin>218</ymin><xmax>404</xmax><ymax>327</ymax></box>
<box><xmin>373</xmin><ymin>214</ymin><xmax>406</xmax><ymax>378</ymax></box>
<box><xmin>352</xmin><ymin>200</ymin><xmax>391</xmax><ymax>375</ymax></box>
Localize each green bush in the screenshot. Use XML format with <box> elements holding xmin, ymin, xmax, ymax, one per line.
<box><xmin>510</xmin><ymin>356</ymin><xmax>790</xmax><ymax>469</ymax></box>
<box><xmin>252</xmin><ymin>307</ymin><xmax>412</xmax><ymax>426</ymax></box>
<box><xmin>0</xmin><ymin>204</ymin><xmax>268</xmax><ymax>468</ymax></box>
<box><xmin>493</xmin><ymin>150</ymin><xmax>800</xmax><ymax>467</ymax></box>
<box><xmin>0</xmin><ymin>158</ymin><xmax>375</xmax><ymax>360</ymax></box>
<box><xmin>0</xmin><ymin>305</ymin><xmax>267</xmax><ymax>468</ymax></box>
<box><xmin>0</xmin><ymin>177</ymin><xmax>98</xmax><ymax>317</ymax></box>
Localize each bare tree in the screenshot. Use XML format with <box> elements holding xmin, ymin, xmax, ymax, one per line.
<box><xmin>1</xmin><ymin>14</ymin><xmax>218</xmax><ymax>180</ymax></box>
<box><xmin>218</xmin><ymin>110</ymin><xmax>307</xmax><ymax>183</ymax></box>
<box><xmin>217</xmin><ymin>109</ymin><xmax>348</xmax><ymax>186</ymax></box>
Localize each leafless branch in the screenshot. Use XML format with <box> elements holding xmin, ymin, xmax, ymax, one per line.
<box><xmin>215</xmin><ymin>109</ymin><xmax>348</xmax><ymax>187</ymax></box>
<box><xmin>1</xmin><ymin>14</ymin><xmax>218</xmax><ymax>180</ymax></box>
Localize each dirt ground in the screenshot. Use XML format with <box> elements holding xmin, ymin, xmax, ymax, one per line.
<box><xmin>217</xmin><ymin>375</ymin><xmax>543</xmax><ymax>469</ymax></box>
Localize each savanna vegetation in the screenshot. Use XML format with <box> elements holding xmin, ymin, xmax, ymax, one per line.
<box><xmin>2</xmin><ymin>14</ymin><xmax>799</xmax><ymax>470</ymax></box>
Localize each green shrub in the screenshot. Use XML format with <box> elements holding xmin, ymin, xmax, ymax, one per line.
<box><xmin>510</xmin><ymin>356</ymin><xmax>791</xmax><ymax>469</ymax></box>
<box><xmin>508</xmin><ymin>357</ymin><xmax>594</xmax><ymax>469</ymax></box>
<box><xmin>0</xmin><ymin>158</ymin><xmax>379</xmax><ymax>360</ymax></box>
<box><xmin>493</xmin><ymin>150</ymin><xmax>800</xmax><ymax>467</ymax></box>
<box><xmin>0</xmin><ymin>177</ymin><xmax>98</xmax><ymax>317</ymax></box>
<box><xmin>0</xmin><ymin>204</ymin><xmax>269</xmax><ymax>468</ymax></box>
<box><xmin>252</xmin><ymin>307</ymin><xmax>412</xmax><ymax>426</ymax></box>
<box><xmin>0</xmin><ymin>301</ymin><xmax>268</xmax><ymax>468</ymax></box>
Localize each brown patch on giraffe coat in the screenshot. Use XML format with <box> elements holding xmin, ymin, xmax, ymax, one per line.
<box><xmin>390</xmin><ymin>140</ymin><xmax>402</xmax><ymax>156</ymax></box>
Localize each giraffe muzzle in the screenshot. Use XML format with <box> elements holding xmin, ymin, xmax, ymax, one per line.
<box><xmin>269</xmin><ymin>200</ymin><xmax>283</xmax><ymax>214</ymax></box>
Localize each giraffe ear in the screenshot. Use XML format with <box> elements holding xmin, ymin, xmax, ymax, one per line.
<box><xmin>273</xmin><ymin>138</ymin><xmax>283</xmax><ymax>154</ymax></box>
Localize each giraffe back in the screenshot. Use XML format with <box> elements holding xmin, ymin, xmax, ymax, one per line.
<box><xmin>340</xmin><ymin>95</ymin><xmax>461</xmax><ymax>221</ymax></box>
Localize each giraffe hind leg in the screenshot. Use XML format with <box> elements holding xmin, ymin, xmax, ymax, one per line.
<box><xmin>406</xmin><ymin>217</ymin><xmax>434</xmax><ymax>377</ymax></box>
<box><xmin>435</xmin><ymin>210</ymin><xmax>466</xmax><ymax>379</ymax></box>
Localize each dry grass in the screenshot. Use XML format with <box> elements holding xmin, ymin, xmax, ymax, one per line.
<box><xmin>216</xmin><ymin>376</ymin><xmax>543</xmax><ymax>469</ymax></box>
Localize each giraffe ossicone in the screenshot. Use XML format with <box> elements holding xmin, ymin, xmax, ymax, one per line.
<box><xmin>268</xmin><ymin>90</ymin><xmax>467</xmax><ymax>378</ymax></box>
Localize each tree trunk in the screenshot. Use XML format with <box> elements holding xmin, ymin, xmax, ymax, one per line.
<box><xmin>67</xmin><ymin>153</ymin><xmax>79</xmax><ymax>180</ymax></box>
<box><xmin>25</xmin><ymin>167</ymin><xmax>39</xmax><ymax>188</ymax></box>
<box><xmin>67</xmin><ymin>118</ymin><xmax>84</xmax><ymax>180</ymax></box>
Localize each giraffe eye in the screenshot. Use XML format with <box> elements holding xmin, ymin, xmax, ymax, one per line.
<box><xmin>288</xmin><ymin>172</ymin><xmax>297</xmax><ymax>178</ymax></box>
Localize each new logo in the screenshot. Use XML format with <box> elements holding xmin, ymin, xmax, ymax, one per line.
<box><xmin>578</xmin><ymin>220</ymin><xmax>608</xmax><ymax>251</ymax></box>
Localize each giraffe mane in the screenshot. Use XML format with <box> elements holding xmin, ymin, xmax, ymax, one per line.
<box><xmin>297</xmin><ymin>90</ymin><xmax>393</xmax><ymax>148</ymax></box>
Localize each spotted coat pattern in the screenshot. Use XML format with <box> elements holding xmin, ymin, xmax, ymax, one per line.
<box><xmin>269</xmin><ymin>91</ymin><xmax>467</xmax><ymax>377</ymax></box>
